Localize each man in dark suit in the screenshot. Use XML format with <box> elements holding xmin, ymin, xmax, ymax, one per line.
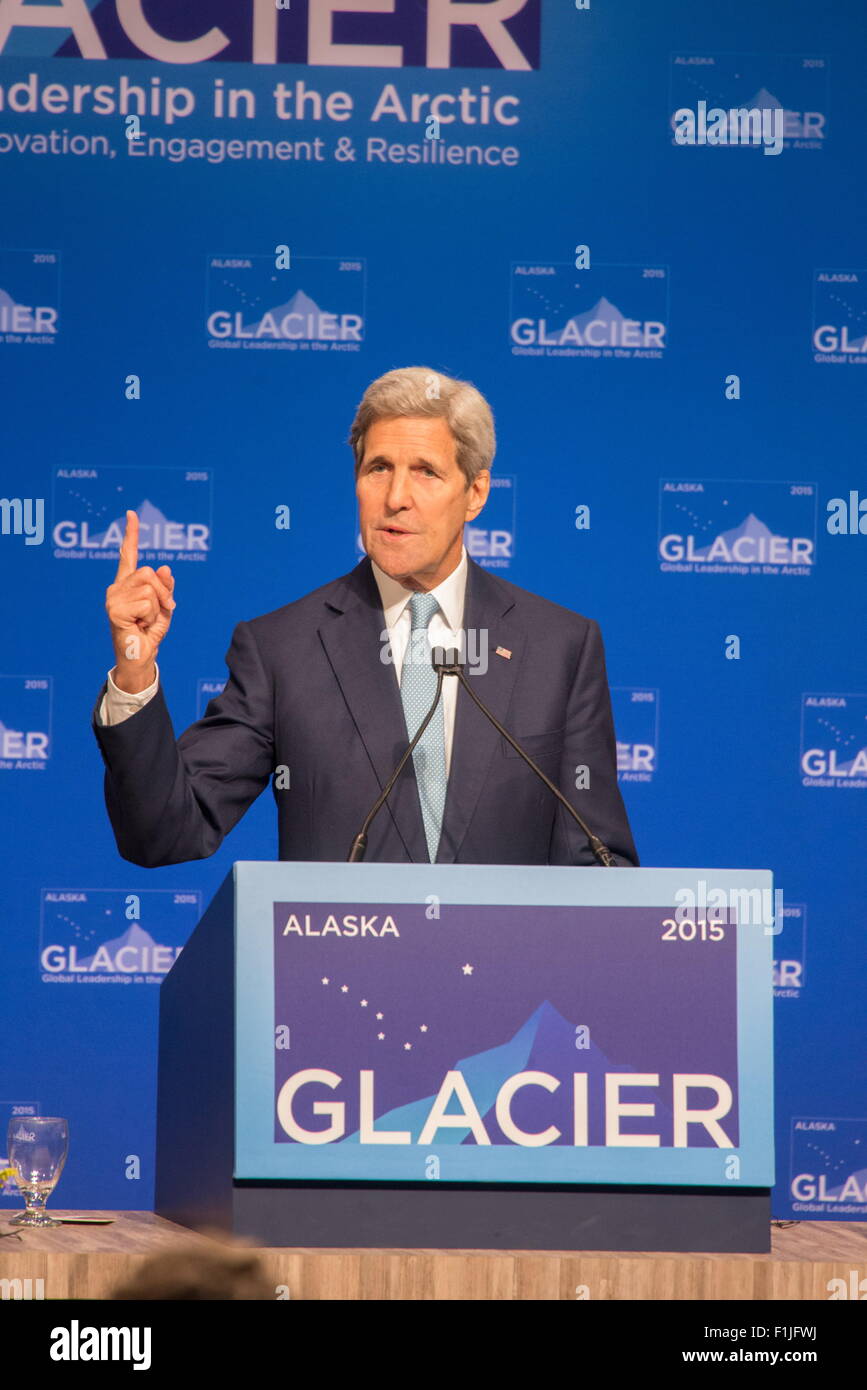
<box><xmin>93</xmin><ymin>367</ymin><xmax>638</xmax><ymax>868</ymax></box>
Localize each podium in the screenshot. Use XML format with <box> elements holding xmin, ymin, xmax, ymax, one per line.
<box><xmin>156</xmin><ymin>862</ymin><xmax>775</xmax><ymax>1252</ymax></box>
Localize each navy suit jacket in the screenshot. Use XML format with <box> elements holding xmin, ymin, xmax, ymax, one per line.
<box><xmin>92</xmin><ymin>556</ymin><xmax>639</xmax><ymax>868</ymax></box>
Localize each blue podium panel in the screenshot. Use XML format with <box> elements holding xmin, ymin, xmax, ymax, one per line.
<box><xmin>232</xmin><ymin>862</ymin><xmax>774</xmax><ymax>1188</ymax></box>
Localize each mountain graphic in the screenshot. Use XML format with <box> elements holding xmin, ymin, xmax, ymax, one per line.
<box><xmin>0</xmin><ymin>285</ymin><xmax>37</xmax><ymax>326</ymax></box>
<box><xmin>242</xmin><ymin>288</ymin><xmax>327</xmax><ymax>336</ymax></box>
<box><xmin>743</xmin><ymin>88</ymin><xmax>782</xmax><ymax>110</ymax></box>
<box><xmin>564</xmin><ymin>296</ymin><xmax>626</xmax><ymax>337</ymax></box>
<box><xmin>692</xmin><ymin>511</ymin><xmax>792</xmax><ymax>560</ymax></box>
<box><xmin>342</xmin><ymin>1000</ymin><xmax>664</xmax><ymax>1146</ymax></box>
<box><xmin>77</xmin><ymin>921</ymin><xmax>161</xmax><ymax>969</ymax></box>
<box><xmin>90</xmin><ymin>498</ymin><xmax>173</xmax><ymax>547</ymax></box>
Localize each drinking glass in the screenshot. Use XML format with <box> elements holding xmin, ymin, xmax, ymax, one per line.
<box><xmin>6</xmin><ymin>1117</ymin><xmax>69</xmax><ymax>1227</ymax></box>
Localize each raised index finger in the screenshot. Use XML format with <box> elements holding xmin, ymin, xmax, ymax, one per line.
<box><xmin>115</xmin><ymin>509</ymin><xmax>139</xmax><ymax>581</ymax></box>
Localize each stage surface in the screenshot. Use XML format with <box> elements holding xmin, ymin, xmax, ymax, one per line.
<box><xmin>1</xmin><ymin>1212</ymin><xmax>865</xmax><ymax>1300</ymax></box>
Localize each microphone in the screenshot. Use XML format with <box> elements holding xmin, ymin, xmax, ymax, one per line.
<box><xmin>347</xmin><ymin>666</ymin><xmax>448</xmax><ymax>863</ymax></box>
<box><xmin>432</xmin><ymin>647</ymin><xmax>617</xmax><ymax>867</ymax></box>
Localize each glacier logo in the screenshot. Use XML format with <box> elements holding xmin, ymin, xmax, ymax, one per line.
<box><xmin>659</xmin><ymin>480</ymin><xmax>816</xmax><ymax>577</ymax></box>
<box><xmin>39</xmin><ymin>889</ymin><xmax>200</xmax><ymax>985</ymax></box>
<box><xmin>52</xmin><ymin>469</ymin><xmax>212</xmax><ymax>564</ymax></box>
<box><xmin>465</xmin><ymin>475</ymin><xmax>516</xmax><ymax>572</ymax></box>
<box><xmin>207</xmin><ymin>255</ymin><xmax>364</xmax><ymax>352</ymax></box>
<box><xmin>669</xmin><ymin>56</ymin><xmax>828</xmax><ymax>153</ymax></box>
<box><xmin>0</xmin><ymin>676</ymin><xmax>51</xmax><ymax>771</ymax></box>
<box><xmin>773</xmin><ymin>903</ymin><xmax>807</xmax><ymax>999</ymax></box>
<box><xmin>0</xmin><ymin>1</ymin><xmax>541</xmax><ymax>71</ymax></box>
<box><xmin>790</xmin><ymin>1117</ymin><xmax>867</xmax><ymax>1217</ymax></box>
<box><xmin>0</xmin><ymin>250</ymin><xmax>60</xmax><ymax>346</ymax></box>
<box><xmin>800</xmin><ymin>694</ymin><xmax>867</xmax><ymax>788</ymax></box>
<box><xmin>510</xmin><ymin>263</ymin><xmax>668</xmax><ymax>361</ymax></box>
<box><xmin>277</xmin><ymin>1003</ymin><xmax>736</xmax><ymax>1149</ymax></box>
<box><xmin>611</xmin><ymin>689</ymin><xmax>658</xmax><ymax>785</ymax></box>
<box><xmin>812</xmin><ymin>270</ymin><xmax>867</xmax><ymax>365</ymax></box>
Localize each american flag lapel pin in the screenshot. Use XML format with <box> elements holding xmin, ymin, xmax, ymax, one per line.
<box><xmin>495</xmin><ymin>646</ymin><xmax>512</xmax><ymax>660</ymax></box>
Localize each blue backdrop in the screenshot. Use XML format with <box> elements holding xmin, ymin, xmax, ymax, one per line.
<box><xmin>1</xmin><ymin>0</ymin><xmax>865</xmax><ymax>1224</ymax></box>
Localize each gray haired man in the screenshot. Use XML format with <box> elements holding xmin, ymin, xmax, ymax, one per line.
<box><xmin>93</xmin><ymin>366</ymin><xmax>638</xmax><ymax>868</ymax></box>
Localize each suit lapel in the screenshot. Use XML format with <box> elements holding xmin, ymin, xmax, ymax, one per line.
<box><xmin>436</xmin><ymin>559</ymin><xmax>523</xmax><ymax>863</ymax></box>
<box><xmin>318</xmin><ymin>559</ymin><xmax>427</xmax><ymax>861</ymax></box>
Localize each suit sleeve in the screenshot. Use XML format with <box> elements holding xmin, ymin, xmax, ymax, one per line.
<box><xmin>548</xmin><ymin>619</ymin><xmax>640</xmax><ymax>867</ymax></box>
<box><xmin>91</xmin><ymin>621</ymin><xmax>275</xmax><ymax>867</ymax></box>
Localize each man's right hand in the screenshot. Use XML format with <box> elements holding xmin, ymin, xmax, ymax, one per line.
<box><xmin>105</xmin><ymin>510</ymin><xmax>176</xmax><ymax>694</ymax></box>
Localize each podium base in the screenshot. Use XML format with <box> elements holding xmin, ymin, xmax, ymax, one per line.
<box><xmin>161</xmin><ymin>1181</ymin><xmax>771</xmax><ymax>1253</ymax></box>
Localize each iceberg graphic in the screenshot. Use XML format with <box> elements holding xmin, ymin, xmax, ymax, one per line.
<box><xmin>343</xmin><ymin>1001</ymin><xmax>652</xmax><ymax>1146</ymax></box>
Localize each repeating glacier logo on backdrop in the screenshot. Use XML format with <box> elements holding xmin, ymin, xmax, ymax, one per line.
<box><xmin>789</xmin><ymin>1117</ymin><xmax>867</xmax><ymax>1216</ymax></box>
<box><xmin>52</xmin><ymin>467</ymin><xmax>212</xmax><ymax>563</ymax></box>
<box><xmin>207</xmin><ymin>256</ymin><xmax>364</xmax><ymax>352</ymax></box>
<box><xmin>197</xmin><ymin>678</ymin><xmax>227</xmax><ymax>720</ymax></box>
<box><xmin>812</xmin><ymin>270</ymin><xmax>867</xmax><ymax>364</ymax></box>
<box><xmin>611</xmin><ymin>688</ymin><xmax>658</xmax><ymax>783</ymax></box>
<box><xmin>658</xmin><ymin>480</ymin><xmax>817</xmax><ymax>575</ymax></box>
<box><xmin>800</xmin><ymin>694</ymin><xmax>867</xmax><ymax>788</ymax></box>
<box><xmin>0</xmin><ymin>250</ymin><xmax>59</xmax><ymax>346</ymax></box>
<box><xmin>0</xmin><ymin>676</ymin><xmax>51</xmax><ymax>771</ymax></box>
<box><xmin>669</xmin><ymin>53</ymin><xmax>828</xmax><ymax>152</ymax></box>
<box><xmin>39</xmin><ymin>890</ymin><xmax>201</xmax><ymax>984</ymax></box>
<box><xmin>465</xmin><ymin>475</ymin><xmax>516</xmax><ymax>570</ymax></box>
<box><xmin>510</xmin><ymin>264</ymin><xmax>668</xmax><ymax>359</ymax></box>
<box><xmin>773</xmin><ymin>903</ymin><xmax>807</xmax><ymax>999</ymax></box>
<box><xmin>1</xmin><ymin>1</ymin><xmax>541</xmax><ymax>69</ymax></box>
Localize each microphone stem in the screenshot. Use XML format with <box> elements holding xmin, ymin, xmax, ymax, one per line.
<box><xmin>453</xmin><ymin>669</ymin><xmax>616</xmax><ymax>867</ymax></box>
<box><xmin>347</xmin><ymin>670</ymin><xmax>446</xmax><ymax>862</ymax></box>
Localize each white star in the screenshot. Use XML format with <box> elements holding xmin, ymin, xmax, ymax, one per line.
<box><xmin>376</xmin><ymin>1012</ymin><xmax>383</xmax><ymax>1020</ymax></box>
<box><xmin>377</xmin><ymin>1032</ymin><xmax>385</xmax><ymax>1040</ymax></box>
<box><xmin>321</xmin><ymin>977</ymin><xmax>329</xmax><ymax>985</ymax></box>
<box><xmin>404</xmin><ymin>1042</ymin><xmax>412</xmax><ymax>1050</ymax></box>
<box><xmin>360</xmin><ymin>999</ymin><xmax>368</xmax><ymax>1007</ymax></box>
<box><xmin>462</xmin><ymin>963</ymin><xmax>474</xmax><ymax>975</ymax></box>
<box><xmin>419</xmin><ymin>1025</ymin><xmax>428</xmax><ymax>1032</ymax></box>
<box><xmin>340</xmin><ymin>984</ymin><xmax>349</xmax><ymax>993</ymax></box>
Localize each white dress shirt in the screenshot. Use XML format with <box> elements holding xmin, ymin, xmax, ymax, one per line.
<box><xmin>99</xmin><ymin>547</ymin><xmax>469</xmax><ymax>774</ymax></box>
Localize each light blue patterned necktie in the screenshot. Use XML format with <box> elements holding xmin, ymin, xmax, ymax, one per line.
<box><xmin>400</xmin><ymin>591</ymin><xmax>447</xmax><ymax>862</ymax></box>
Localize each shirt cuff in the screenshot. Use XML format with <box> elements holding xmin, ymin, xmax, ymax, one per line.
<box><xmin>100</xmin><ymin>663</ymin><xmax>160</xmax><ymax>727</ymax></box>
